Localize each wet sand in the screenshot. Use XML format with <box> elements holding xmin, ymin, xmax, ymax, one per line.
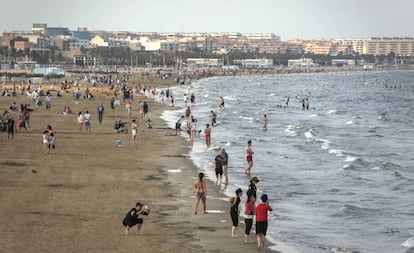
<box><xmin>0</xmin><ymin>76</ymin><xmax>288</xmax><ymax>253</ymax></box>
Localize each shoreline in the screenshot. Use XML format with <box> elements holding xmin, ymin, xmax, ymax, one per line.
<box><xmin>0</xmin><ymin>74</ymin><xmax>294</xmax><ymax>253</ymax></box>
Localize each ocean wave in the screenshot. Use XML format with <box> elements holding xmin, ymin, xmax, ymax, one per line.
<box><xmin>312</xmin><ymin>244</ymin><xmax>360</xmax><ymax>253</ymax></box>
<box><xmin>304</xmin><ymin>129</ymin><xmax>315</xmax><ymax>139</ymax></box>
<box><xmin>339</xmin><ymin>204</ymin><xmax>377</xmax><ymax>217</ymax></box>
<box><xmin>285</xmin><ymin>125</ymin><xmax>299</xmax><ymax>137</ymax></box>
<box><xmin>402</xmin><ymin>237</ymin><xmax>414</xmax><ymax>250</ymax></box>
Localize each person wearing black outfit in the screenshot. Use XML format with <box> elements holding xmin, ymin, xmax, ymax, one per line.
<box><xmin>247</xmin><ymin>176</ymin><xmax>259</xmax><ymax>200</ymax></box>
<box><xmin>230</xmin><ymin>188</ymin><xmax>243</xmax><ymax>237</ymax></box>
<box><xmin>123</xmin><ymin>202</ymin><xmax>144</xmax><ymax>235</ymax></box>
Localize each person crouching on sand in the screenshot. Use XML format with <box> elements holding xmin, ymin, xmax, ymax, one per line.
<box><xmin>122</xmin><ymin>202</ymin><xmax>144</xmax><ymax>235</ymax></box>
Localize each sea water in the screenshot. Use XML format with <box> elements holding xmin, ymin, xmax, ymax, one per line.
<box><xmin>159</xmin><ymin>70</ymin><xmax>414</xmax><ymax>253</ymax></box>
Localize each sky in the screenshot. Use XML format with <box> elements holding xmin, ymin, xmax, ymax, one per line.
<box><xmin>1</xmin><ymin>0</ymin><xmax>412</xmax><ymax>40</ymax></box>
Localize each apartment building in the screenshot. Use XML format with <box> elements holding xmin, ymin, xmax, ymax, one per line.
<box><xmin>364</xmin><ymin>37</ymin><xmax>414</xmax><ymax>56</ymax></box>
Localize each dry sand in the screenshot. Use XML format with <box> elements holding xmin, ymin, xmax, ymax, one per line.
<box><xmin>0</xmin><ymin>77</ymin><xmax>283</xmax><ymax>253</ymax></box>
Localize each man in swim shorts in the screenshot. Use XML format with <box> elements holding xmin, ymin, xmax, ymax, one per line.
<box><xmin>244</xmin><ymin>140</ymin><xmax>254</xmax><ymax>174</ymax></box>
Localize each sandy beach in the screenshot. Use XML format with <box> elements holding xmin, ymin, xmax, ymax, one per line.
<box><xmin>0</xmin><ymin>75</ymin><xmax>290</xmax><ymax>253</ymax></box>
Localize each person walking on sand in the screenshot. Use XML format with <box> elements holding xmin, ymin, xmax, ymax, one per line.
<box><xmin>262</xmin><ymin>114</ymin><xmax>268</xmax><ymax>131</ymax></box>
<box><xmin>244</xmin><ymin>140</ymin><xmax>254</xmax><ymax>174</ymax></box>
<box><xmin>220</xmin><ymin>148</ymin><xmax>229</xmax><ymax>185</ymax></box>
<box><xmin>230</xmin><ymin>188</ymin><xmax>243</xmax><ymax>237</ymax></box>
<box><xmin>131</xmin><ymin>119</ymin><xmax>138</xmax><ymax>145</ymax></box>
<box><xmin>194</xmin><ymin>172</ymin><xmax>207</xmax><ymax>214</ymax></box>
<box><xmin>122</xmin><ymin>202</ymin><xmax>144</xmax><ymax>235</ymax></box>
<box><xmin>256</xmin><ymin>194</ymin><xmax>273</xmax><ymax>251</ymax></box>
<box><xmin>204</xmin><ymin>123</ymin><xmax>211</xmax><ymax>148</ymax></box>
<box><xmin>244</xmin><ymin>192</ymin><xmax>256</xmax><ymax>243</ymax></box>
<box><xmin>77</xmin><ymin>112</ymin><xmax>84</xmax><ymax>132</ymax></box>
<box><xmin>97</xmin><ymin>102</ymin><xmax>104</xmax><ymax>124</ymax></box>
<box><xmin>84</xmin><ymin>110</ymin><xmax>91</xmax><ymax>132</ymax></box>
<box><xmin>6</xmin><ymin>116</ymin><xmax>16</xmax><ymax>140</ymax></box>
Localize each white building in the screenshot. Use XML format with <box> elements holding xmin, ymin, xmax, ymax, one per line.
<box><xmin>288</xmin><ymin>58</ymin><xmax>315</xmax><ymax>67</ymax></box>
<box><xmin>234</xmin><ymin>59</ymin><xmax>274</xmax><ymax>69</ymax></box>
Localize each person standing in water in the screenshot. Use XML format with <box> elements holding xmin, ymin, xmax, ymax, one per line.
<box><xmin>219</xmin><ymin>96</ymin><xmax>225</xmax><ymax>110</ymax></box>
<box><xmin>262</xmin><ymin>114</ymin><xmax>268</xmax><ymax>131</ymax></box>
<box><xmin>244</xmin><ymin>140</ymin><xmax>254</xmax><ymax>174</ymax></box>
<box><xmin>204</xmin><ymin>123</ymin><xmax>211</xmax><ymax>148</ymax></box>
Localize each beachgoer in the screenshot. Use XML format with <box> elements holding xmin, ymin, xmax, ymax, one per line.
<box><xmin>45</xmin><ymin>94</ymin><xmax>52</xmax><ymax>110</ymax></box>
<box><xmin>110</xmin><ymin>97</ymin><xmax>115</xmax><ymax>110</ymax></box>
<box><xmin>244</xmin><ymin>192</ymin><xmax>256</xmax><ymax>243</ymax></box>
<box><xmin>122</xmin><ymin>202</ymin><xmax>144</xmax><ymax>235</ymax></box>
<box><xmin>175</xmin><ymin>115</ymin><xmax>184</xmax><ymax>136</ymax></box>
<box><xmin>214</xmin><ymin>151</ymin><xmax>223</xmax><ymax>185</ymax></box>
<box><xmin>230</xmin><ymin>188</ymin><xmax>243</xmax><ymax>237</ymax></box>
<box><xmin>285</xmin><ymin>96</ymin><xmax>290</xmax><ymax>107</ymax></box>
<box><xmin>262</xmin><ymin>114</ymin><xmax>267</xmax><ymax>131</ymax></box>
<box><xmin>47</xmin><ymin>125</ymin><xmax>56</xmax><ymax>152</ymax></box>
<box><xmin>247</xmin><ymin>176</ymin><xmax>259</xmax><ymax>200</ymax></box>
<box><xmin>131</xmin><ymin>119</ymin><xmax>138</xmax><ymax>144</ymax></box>
<box><xmin>210</xmin><ymin>110</ymin><xmax>217</xmax><ymax>126</ymax></box>
<box><xmin>190</xmin><ymin>93</ymin><xmax>195</xmax><ymax>105</ymax></box>
<box><xmin>42</xmin><ymin>130</ymin><xmax>49</xmax><ymax>153</ymax></box>
<box><xmin>219</xmin><ymin>96</ymin><xmax>225</xmax><ymax>109</ymax></box>
<box><xmin>204</xmin><ymin>123</ymin><xmax>211</xmax><ymax>148</ymax></box>
<box><xmin>244</xmin><ymin>140</ymin><xmax>254</xmax><ymax>174</ymax></box>
<box><xmin>220</xmin><ymin>148</ymin><xmax>229</xmax><ymax>185</ymax></box>
<box><xmin>143</xmin><ymin>101</ymin><xmax>149</xmax><ymax>118</ymax></box>
<box><xmin>7</xmin><ymin>117</ymin><xmax>16</xmax><ymax>139</ymax></box>
<box><xmin>126</xmin><ymin>102</ymin><xmax>132</xmax><ymax>118</ymax></box>
<box><xmin>139</xmin><ymin>101</ymin><xmax>144</xmax><ymax>119</ymax></box>
<box><xmin>194</xmin><ymin>172</ymin><xmax>207</xmax><ymax>214</ymax></box>
<box><xmin>305</xmin><ymin>98</ymin><xmax>309</xmax><ymax>110</ymax></box>
<box><xmin>22</xmin><ymin>106</ymin><xmax>31</xmax><ymax>128</ymax></box>
<box><xmin>77</xmin><ymin>112</ymin><xmax>84</xmax><ymax>132</ymax></box>
<box><xmin>84</xmin><ymin>110</ymin><xmax>91</xmax><ymax>132</ymax></box>
<box><xmin>48</xmin><ymin>132</ymin><xmax>56</xmax><ymax>153</ymax></box>
<box><xmin>16</xmin><ymin>115</ymin><xmax>26</xmax><ymax>132</ymax></box>
<box><xmin>301</xmin><ymin>99</ymin><xmax>305</xmax><ymax>110</ymax></box>
<box><xmin>97</xmin><ymin>102</ymin><xmax>104</xmax><ymax>124</ymax></box>
<box><xmin>256</xmin><ymin>194</ymin><xmax>273</xmax><ymax>251</ymax></box>
<box><xmin>146</xmin><ymin>119</ymin><xmax>152</xmax><ymax>128</ymax></box>
<box><xmin>185</xmin><ymin>106</ymin><xmax>191</xmax><ymax>122</ymax></box>
<box><xmin>190</xmin><ymin>117</ymin><xmax>197</xmax><ymax>142</ymax></box>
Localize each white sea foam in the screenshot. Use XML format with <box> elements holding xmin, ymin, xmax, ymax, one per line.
<box><xmin>402</xmin><ymin>237</ymin><xmax>414</xmax><ymax>249</ymax></box>
<box><xmin>285</xmin><ymin>125</ymin><xmax>298</xmax><ymax>136</ymax></box>
<box><xmin>167</xmin><ymin>169</ymin><xmax>182</xmax><ymax>173</ymax></box>
<box><xmin>346</xmin><ymin>120</ymin><xmax>354</xmax><ymax>125</ymax></box>
<box><xmin>304</xmin><ymin>131</ymin><xmax>314</xmax><ymax>139</ymax></box>
<box><xmin>309</xmin><ymin>114</ymin><xmax>318</xmax><ymax>117</ymax></box>
<box><xmin>328</xmin><ymin>109</ymin><xmax>337</xmax><ymax>114</ymax></box>
<box><xmin>345</xmin><ymin>155</ymin><xmax>358</xmax><ymax>162</ymax></box>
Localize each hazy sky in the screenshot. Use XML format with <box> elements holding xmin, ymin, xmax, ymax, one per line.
<box><xmin>1</xmin><ymin>0</ymin><xmax>412</xmax><ymax>40</ymax></box>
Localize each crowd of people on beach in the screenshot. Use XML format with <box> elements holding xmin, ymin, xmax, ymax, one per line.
<box><xmin>2</xmin><ymin>73</ymin><xmax>275</xmax><ymax>251</ymax></box>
